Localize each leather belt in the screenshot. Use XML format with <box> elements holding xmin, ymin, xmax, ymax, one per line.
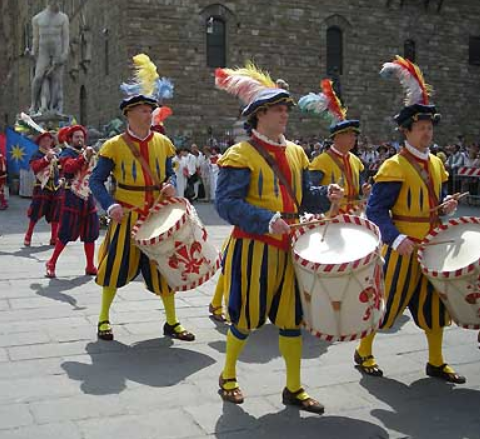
<box><xmin>117</xmin><ymin>182</ymin><xmax>161</xmax><ymax>192</ymax></box>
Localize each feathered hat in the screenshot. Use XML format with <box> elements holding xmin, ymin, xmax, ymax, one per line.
<box><xmin>380</xmin><ymin>55</ymin><xmax>440</xmax><ymax>127</ymax></box>
<box><xmin>120</xmin><ymin>54</ymin><xmax>174</xmax><ymax>114</ymax></box>
<box><xmin>215</xmin><ymin>62</ymin><xmax>294</xmax><ymax>119</ymax></box>
<box><xmin>151</xmin><ymin>106</ymin><xmax>173</xmax><ymax>135</ymax></box>
<box><xmin>298</xmin><ymin>79</ymin><xmax>360</xmax><ymax>138</ymax></box>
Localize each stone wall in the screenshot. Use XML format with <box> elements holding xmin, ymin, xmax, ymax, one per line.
<box><xmin>2</xmin><ymin>0</ymin><xmax>480</xmax><ymax>146</ymax></box>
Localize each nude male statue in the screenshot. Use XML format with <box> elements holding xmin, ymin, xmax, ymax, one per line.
<box><xmin>30</xmin><ymin>1</ymin><xmax>69</xmax><ymax>115</ymax></box>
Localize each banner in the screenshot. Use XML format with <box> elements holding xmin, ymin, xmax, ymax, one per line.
<box><xmin>5</xmin><ymin>127</ymin><xmax>37</xmax><ymax>175</ymax></box>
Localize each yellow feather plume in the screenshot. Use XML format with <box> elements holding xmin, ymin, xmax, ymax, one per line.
<box><xmin>132</xmin><ymin>54</ymin><xmax>159</xmax><ymax>96</ymax></box>
<box><xmin>222</xmin><ymin>61</ymin><xmax>276</xmax><ymax>88</ymax></box>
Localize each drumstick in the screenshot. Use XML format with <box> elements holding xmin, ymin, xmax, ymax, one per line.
<box><xmin>289</xmin><ymin>218</ymin><xmax>337</xmax><ymax>229</ymax></box>
<box><xmin>416</xmin><ymin>239</ymin><xmax>456</xmax><ymax>248</ymax></box>
<box><xmin>429</xmin><ymin>192</ymin><xmax>469</xmax><ymax>213</ymax></box>
<box><xmin>321</xmin><ymin>201</ymin><xmax>339</xmax><ymax>241</ymax></box>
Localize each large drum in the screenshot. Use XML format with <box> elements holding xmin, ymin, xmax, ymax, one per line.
<box><xmin>132</xmin><ymin>197</ymin><xmax>221</xmax><ymax>291</ymax></box>
<box><xmin>417</xmin><ymin>216</ymin><xmax>480</xmax><ymax>330</ymax></box>
<box><xmin>291</xmin><ymin>215</ymin><xmax>385</xmax><ymax>341</ymax></box>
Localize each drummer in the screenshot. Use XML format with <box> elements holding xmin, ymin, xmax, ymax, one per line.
<box><xmin>89</xmin><ymin>54</ymin><xmax>194</xmax><ymax>342</ymax></box>
<box><xmin>214</xmin><ymin>63</ymin><xmax>343</xmax><ymax>413</ymax></box>
<box><xmin>355</xmin><ymin>56</ymin><xmax>465</xmax><ymax>384</ymax></box>
<box><xmin>298</xmin><ymin>79</ymin><xmax>371</xmax><ymax>213</ymax></box>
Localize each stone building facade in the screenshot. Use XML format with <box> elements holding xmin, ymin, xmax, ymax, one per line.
<box><xmin>2</xmin><ymin>0</ymin><xmax>480</xmax><ymax>146</ymax></box>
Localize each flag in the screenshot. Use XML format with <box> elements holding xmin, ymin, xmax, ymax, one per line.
<box><xmin>5</xmin><ymin>127</ymin><xmax>37</xmax><ymax>174</ymax></box>
<box><xmin>0</xmin><ymin>133</ymin><xmax>5</xmax><ymax>156</ymax></box>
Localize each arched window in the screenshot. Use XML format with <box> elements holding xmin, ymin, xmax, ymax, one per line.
<box><xmin>327</xmin><ymin>26</ymin><xmax>343</xmax><ymax>75</ymax></box>
<box><xmin>404</xmin><ymin>39</ymin><xmax>416</xmax><ymax>62</ymax></box>
<box><xmin>206</xmin><ymin>16</ymin><xmax>226</xmax><ymax>68</ymax></box>
<box><xmin>469</xmin><ymin>36</ymin><xmax>480</xmax><ymax>66</ymax></box>
<box><xmin>80</xmin><ymin>85</ymin><xmax>87</xmax><ymax>126</ymax></box>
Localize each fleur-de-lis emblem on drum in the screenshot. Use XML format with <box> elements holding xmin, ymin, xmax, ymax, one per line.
<box><xmin>359</xmin><ymin>263</ymin><xmax>383</xmax><ymax>321</ymax></box>
<box><xmin>168</xmin><ymin>240</ymin><xmax>208</xmax><ymax>280</ymax></box>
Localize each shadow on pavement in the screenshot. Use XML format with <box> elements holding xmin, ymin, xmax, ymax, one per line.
<box><xmin>62</xmin><ymin>338</ymin><xmax>216</xmax><ymax>395</ymax></box>
<box><xmin>31</xmin><ymin>277</ymin><xmax>91</xmax><ymax>310</ymax></box>
<box><xmin>0</xmin><ymin>244</ymin><xmax>52</xmax><ymax>262</ymax></box>
<box><xmin>360</xmin><ymin>375</ymin><xmax>480</xmax><ymax>439</ymax></box>
<box><xmin>208</xmin><ymin>323</ymin><xmax>330</xmax><ymax>364</ymax></box>
<box><xmin>214</xmin><ymin>403</ymin><xmax>389</xmax><ymax>439</ymax></box>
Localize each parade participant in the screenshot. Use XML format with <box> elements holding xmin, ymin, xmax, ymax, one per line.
<box><xmin>355</xmin><ymin>56</ymin><xmax>465</xmax><ymax>384</ymax></box>
<box><xmin>209</xmin><ymin>146</ymin><xmax>222</xmax><ymax>201</ymax></box>
<box><xmin>89</xmin><ymin>54</ymin><xmax>194</xmax><ymax>342</ymax></box>
<box><xmin>45</xmin><ymin>124</ymin><xmax>99</xmax><ymax>278</ymax></box>
<box><xmin>214</xmin><ymin>63</ymin><xmax>343</xmax><ymax>412</ymax></box>
<box><xmin>298</xmin><ymin>79</ymin><xmax>371</xmax><ymax>213</ymax></box>
<box><xmin>0</xmin><ymin>151</ymin><xmax>7</xmax><ymax>210</ymax></box>
<box><xmin>23</xmin><ymin>131</ymin><xmax>61</xmax><ymax>246</ymax></box>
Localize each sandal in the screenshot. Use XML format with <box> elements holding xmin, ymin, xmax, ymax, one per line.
<box><xmin>282</xmin><ymin>387</ymin><xmax>324</xmax><ymax>415</ymax></box>
<box><xmin>209</xmin><ymin>303</ymin><xmax>226</xmax><ymax>322</ymax></box>
<box><xmin>219</xmin><ymin>374</ymin><xmax>244</xmax><ymax>404</ymax></box>
<box><xmin>24</xmin><ymin>236</ymin><xmax>31</xmax><ymax>247</ymax></box>
<box><xmin>354</xmin><ymin>349</ymin><xmax>383</xmax><ymax>377</ymax></box>
<box><xmin>97</xmin><ymin>320</ymin><xmax>114</xmax><ymax>341</ymax></box>
<box><xmin>163</xmin><ymin>322</ymin><xmax>195</xmax><ymax>341</ymax></box>
<box><xmin>426</xmin><ymin>363</ymin><xmax>466</xmax><ymax>384</ymax></box>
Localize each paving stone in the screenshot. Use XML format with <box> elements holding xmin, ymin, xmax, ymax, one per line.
<box><xmin>4</xmin><ymin>421</ymin><xmax>83</xmax><ymax>439</ymax></box>
<box><xmin>30</xmin><ymin>394</ymin><xmax>126</xmax><ymax>424</ymax></box>
<box><xmin>77</xmin><ymin>408</ymin><xmax>204</xmax><ymax>439</ymax></box>
<box><xmin>0</xmin><ymin>403</ymin><xmax>34</xmax><ymax>430</ymax></box>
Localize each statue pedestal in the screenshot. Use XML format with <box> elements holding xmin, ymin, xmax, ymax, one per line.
<box><xmin>32</xmin><ymin>112</ymin><xmax>72</xmax><ymax>130</ymax></box>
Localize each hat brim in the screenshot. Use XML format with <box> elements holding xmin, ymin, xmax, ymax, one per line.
<box><xmin>242</xmin><ymin>90</ymin><xmax>295</xmax><ymax>119</ymax></box>
<box><xmin>329</xmin><ymin>120</ymin><xmax>361</xmax><ymax>138</ymax></box>
<box><xmin>120</xmin><ymin>95</ymin><xmax>158</xmax><ymax>114</ymax></box>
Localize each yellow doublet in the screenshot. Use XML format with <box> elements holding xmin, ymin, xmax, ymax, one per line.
<box><xmin>98</xmin><ymin>133</ymin><xmax>176</xmax><ymax>209</ymax></box>
<box><xmin>218</xmin><ymin>140</ymin><xmax>307</xmax><ymax>246</ymax></box>
<box><xmin>374</xmin><ymin>153</ymin><xmax>448</xmax><ymax>240</ymax></box>
<box><xmin>219</xmin><ymin>140</ymin><xmax>307</xmax><ymax>210</ymax></box>
<box><xmin>309</xmin><ymin>151</ymin><xmax>363</xmax><ymax>204</ymax></box>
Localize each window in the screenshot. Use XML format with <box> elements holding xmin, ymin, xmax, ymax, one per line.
<box><xmin>326</xmin><ymin>26</ymin><xmax>343</xmax><ymax>75</ymax></box>
<box><xmin>80</xmin><ymin>85</ymin><xmax>87</xmax><ymax>126</ymax></box>
<box><xmin>206</xmin><ymin>17</ymin><xmax>226</xmax><ymax>68</ymax></box>
<box><xmin>404</xmin><ymin>39</ymin><xmax>416</xmax><ymax>62</ymax></box>
<box><xmin>104</xmin><ymin>30</ymin><xmax>110</xmax><ymax>76</ymax></box>
<box><xmin>469</xmin><ymin>36</ymin><xmax>480</xmax><ymax>66</ymax></box>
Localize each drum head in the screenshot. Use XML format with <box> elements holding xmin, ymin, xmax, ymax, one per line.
<box><xmin>134</xmin><ymin>201</ymin><xmax>186</xmax><ymax>241</ymax></box>
<box><xmin>422</xmin><ymin>222</ymin><xmax>480</xmax><ymax>272</ymax></box>
<box><xmin>294</xmin><ymin>221</ymin><xmax>379</xmax><ymax>264</ymax></box>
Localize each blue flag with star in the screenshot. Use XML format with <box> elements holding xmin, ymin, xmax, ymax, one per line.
<box><xmin>5</xmin><ymin>127</ymin><xmax>37</xmax><ymax>174</ymax></box>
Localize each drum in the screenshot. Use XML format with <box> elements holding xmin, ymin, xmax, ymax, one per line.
<box><xmin>291</xmin><ymin>214</ymin><xmax>385</xmax><ymax>341</ymax></box>
<box><xmin>417</xmin><ymin>216</ymin><xmax>480</xmax><ymax>329</ymax></box>
<box><xmin>132</xmin><ymin>197</ymin><xmax>221</xmax><ymax>291</ymax></box>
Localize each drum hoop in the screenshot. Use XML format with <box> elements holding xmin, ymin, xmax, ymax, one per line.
<box><xmin>132</xmin><ymin>197</ymin><xmax>189</xmax><ymax>246</ymax></box>
<box><xmin>417</xmin><ymin>216</ymin><xmax>480</xmax><ymax>279</ymax></box>
<box><xmin>301</xmin><ymin>315</ymin><xmax>384</xmax><ymax>342</ymax></box>
<box><xmin>291</xmin><ymin>214</ymin><xmax>381</xmax><ymax>274</ymax></box>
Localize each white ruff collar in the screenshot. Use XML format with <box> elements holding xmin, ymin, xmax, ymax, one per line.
<box><xmin>252</xmin><ymin>129</ymin><xmax>287</xmax><ymax>147</ymax></box>
<box><xmin>405</xmin><ymin>141</ymin><xmax>430</xmax><ymax>161</ymax></box>
<box><xmin>330</xmin><ymin>145</ymin><xmax>348</xmax><ymax>157</ymax></box>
